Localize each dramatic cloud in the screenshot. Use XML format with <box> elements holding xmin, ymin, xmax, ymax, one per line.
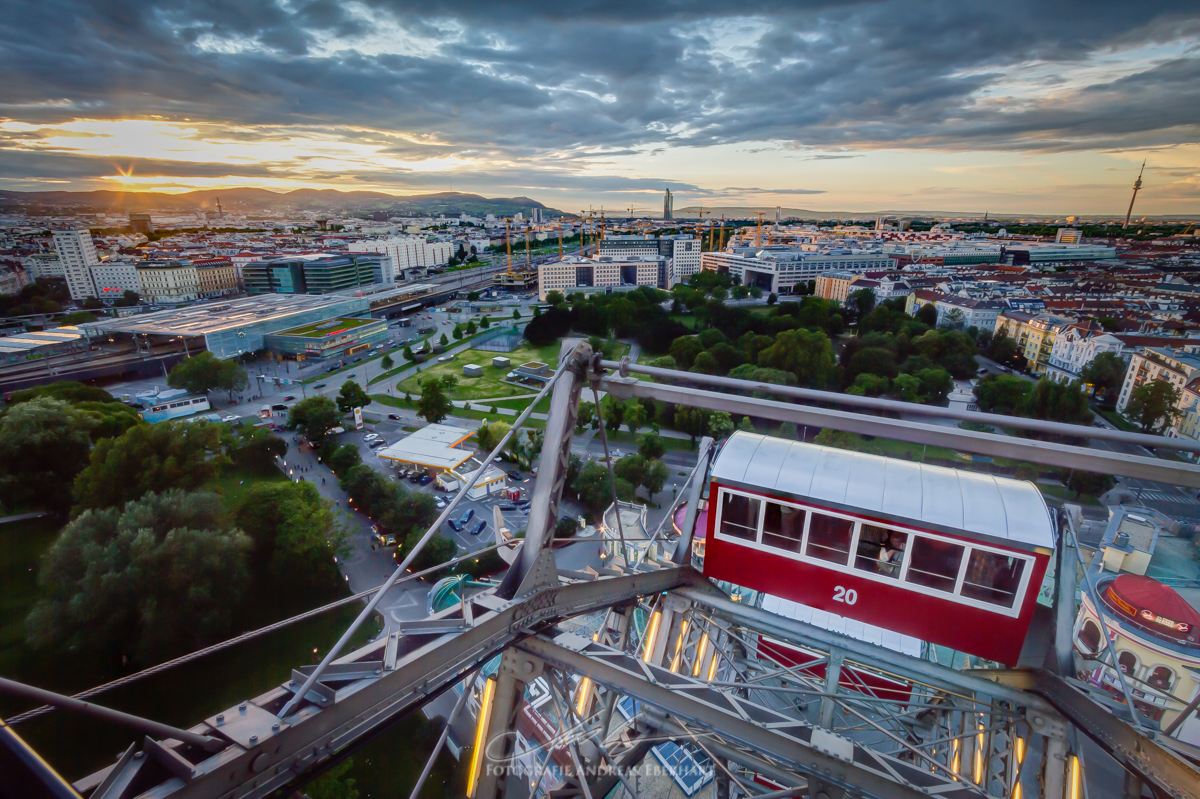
<box><xmin>2</xmin><ymin>0</ymin><xmax>1199</xmax><ymax>212</ymax></box>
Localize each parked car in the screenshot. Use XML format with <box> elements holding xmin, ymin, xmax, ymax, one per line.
<box><xmin>271</xmin><ymin>403</ymin><xmax>288</xmax><ymax>411</ymax></box>
<box><xmin>446</xmin><ymin>520</ymin><xmax>463</xmax><ymax>533</ymax></box>
<box><xmin>388</xmin><ymin>413</ymin><xmax>401</xmax><ymax>420</ymax></box>
<box><xmin>326</xmin><ymin>366</ymin><xmax>338</xmax><ymax>372</ymax></box>
<box><xmin>435</xmin><ymin>498</ymin><xmax>447</xmax><ymax>509</ymax></box>
<box><xmin>221</xmin><ymin>414</ymin><xmax>240</xmax><ymax>422</ymax></box>
<box><xmin>470</xmin><ymin>520</ymin><xmax>487</xmax><ymax>536</ymax></box>
<box><xmin>369</xmin><ymin>439</ymin><xmax>387</xmax><ymax>449</ymax></box>
<box><xmin>363</xmin><ymin>433</ymin><xmax>379</xmax><ymax>441</ymax></box>
<box><xmin>315</xmin><ymin>383</ymin><xmax>327</xmax><ymax>389</ymax></box>
<box><xmin>419</xmin><ymin>474</ymin><xmax>434</xmax><ymax>485</ymax></box>
<box><xmin>458</xmin><ymin>509</ymin><xmax>475</xmax><ymax>526</ymax></box>
<box><xmin>976</xmin><ymin>367</ymin><xmax>989</xmax><ymax>375</ymax></box>
<box><xmin>408</xmin><ymin>472</ymin><xmax>424</xmax><ymax>483</ymax></box>
<box><xmin>507</xmin><ymin>470</ymin><xmax>522</xmax><ymax>480</ymax></box>
<box><xmin>499</xmin><ymin>504</ymin><xmax>516</xmax><ymax>511</ymax></box>
<box><xmin>283</xmin><ymin>395</ymin><xmax>296</xmax><ymax>401</ymax></box>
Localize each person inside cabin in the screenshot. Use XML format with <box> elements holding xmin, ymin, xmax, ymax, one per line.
<box><xmin>877</xmin><ymin>532</ymin><xmax>907</xmax><ymax>576</ymax></box>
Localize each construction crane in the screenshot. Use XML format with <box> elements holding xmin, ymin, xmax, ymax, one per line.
<box><xmin>505</xmin><ymin>217</ymin><xmax>513</xmax><ymax>274</ymax></box>
<box><xmin>525</xmin><ymin>219</ymin><xmax>531</xmax><ymax>268</ymax></box>
<box><xmin>756</xmin><ymin>211</ymin><xmax>766</xmax><ymax>247</ymax></box>
<box><xmin>1122</xmin><ymin>159</ymin><xmax>1146</xmax><ymax>229</ymax></box>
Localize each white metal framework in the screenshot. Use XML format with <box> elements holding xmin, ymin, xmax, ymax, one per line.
<box><xmin>2</xmin><ymin>341</ymin><xmax>1199</xmax><ymax>799</ymax></box>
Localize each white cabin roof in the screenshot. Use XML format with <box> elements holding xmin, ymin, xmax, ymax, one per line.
<box><xmin>711</xmin><ymin>432</ymin><xmax>1054</xmax><ymax>550</ymax></box>
<box><xmin>762</xmin><ymin>594</ymin><xmax>923</xmax><ymax>658</ymax></box>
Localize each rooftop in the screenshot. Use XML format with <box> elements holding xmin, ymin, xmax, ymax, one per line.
<box><xmin>274</xmin><ymin>317</ymin><xmax>377</xmax><ymax>338</ymax></box>
<box><xmin>81</xmin><ymin>294</ymin><xmax>368</xmax><ymax>337</ymax></box>
<box><xmin>376</xmin><ymin>423</ymin><xmax>474</xmax><ymax>471</ymax></box>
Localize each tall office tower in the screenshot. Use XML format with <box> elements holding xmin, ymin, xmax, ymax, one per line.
<box><xmin>52</xmin><ymin>228</ymin><xmax>99</xmax><ymax>301</ymax></box>
<box><xmin>663</xmin><ymin>188</ymin><xmax>673</xmax><ymax>221</ymax></box>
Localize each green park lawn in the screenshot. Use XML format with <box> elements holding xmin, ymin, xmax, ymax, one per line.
<box><xmin>393</xmin><ymin>340</ymin><xmax>627</xmax><ymax>402</ymax></box>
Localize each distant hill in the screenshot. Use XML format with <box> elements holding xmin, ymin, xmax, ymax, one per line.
<box><xmin>0</xmin><ymin>188</ymin><xmax>562</xmax><ymax>218</ymax></box>
<box><xmin>673</xmin><ymin>205</ymin><xmax>1195</xmax><ymax>222</ymax></box>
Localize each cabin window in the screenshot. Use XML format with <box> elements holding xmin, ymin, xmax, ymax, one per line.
<box><xmin>805</xmin><ymin>512</ymin><xmax>854</xmax><ymax>565</ymax></box>
<box><xmin>1148</xmin><ymin>666</ymin><xmax>1173</xmax><ymax>691</ymax></box>
<box><xmin>855</xmin><ymin>524</ymin><xmax>907</xmax><ymax>579</ymax></box>
<box><xmin>960</xmin><ymin>550</ymin><xmax>1025</xmax><ymax>608</ymax></box>
<box><xmin>762</xmin><ymin>502</ymin><xmax>806</xmax><ymax>553</ymax></box>
<box><xmin>719</xmin><ymin>492</ymin><xmax>760</xmax><ymax>542</ymax></box>
<box><xmin>1117</xmin><ymin>650</ymin><xmax>1138</xmax><ymax>675</ymax></box>
<box><xmin>905</xmin><ymin>537</ymin><xmax>965</xmax><ymax>594</ymax></box>
<box><xmin>1078</xmin><ymin>620</ymin><xmax>1102</xmax><ymax>653</ymax></box>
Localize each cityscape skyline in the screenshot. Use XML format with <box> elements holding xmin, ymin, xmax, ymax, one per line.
<box><xmin>2</xmin><ymin>1</ymin><xmax>1200</xmax><ymax>215</ymax></box>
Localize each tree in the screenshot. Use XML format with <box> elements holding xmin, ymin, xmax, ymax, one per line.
<box><xmin>417</xmin><ymin>377</ymin><xmax>453</xmax><ymax>424</ymax></box>
<box><xmin>848</xmin><ymin>288</ymin><xmax>876</xmax><ymax>318</ymax></box>
<box><xmin>480</xmin><ymin>315</ymin><xmax>491</xmax><ymax>329</ymax></box>
<box><xmin>59</xmin><ymin>310</ymin><xmax>98</xmax><ymax>325</ymax></box>
<box><xmin>845</xmin><ymin>373</ymin><xmax>890</xmax><ymax>396</ymax></box>
<box><xmin>604</xmin><ymin>396</ymin><xmax>625</xmax><ymax>431</ymax></box>
<box><xmin>767</xmin><ymin>292</ymin><xmax>778</xmax><ymax>306</ymax></box>
<box><xmin>73</xmin><ymin>420</ymin><xmax>228</xmax><ymax>513</ymax></box>
<box><xmin>891</xmin><ymin>373</ymin><xmax>922</xmax><ymax>402</ymax></box>
<box><xmin>167</xmin><ymin>350</ymin><xmax>222</xmax><ymax>395</ymax></box>
<box><xmin>643</xmin><ymin>459</ymin><xmax>669</xmax><ymax>496</ymax></box>
<box><xmin>974</xmin><ymin>374</ymin><xmax>1032</xmax><ymax>415</ymax></box>
<box><xmin>506</xmin><ymin>428</ymin><xmax>544</xmax><ymax>469</ymax></box>
<box><xmin>1125</xmin><ymin>379</ymin><xmax>1182</xmax><ymax>433</ymax></box>
<box><xmin>1065</xmin><ymin>469</ymin><xmax>1115</xmax><ymax>499</ymax></box>
<box><xmin>576</xmin><ymin>401</ymin><xmax>596</xmax><ymax>432</ymax></box>
<box><xmin>1080</xmin><ymin>352</ymin><xmax>1126</xmax><ymax>400</ymax></box>
<box><xmin>0</xmin><ymin>397</ymin><xmax>95</xmax><ymax>513</ymax></box>
<box><xmin>691</xmin><ymin>351</ymin><xmax>720</xmax><ymax>375</ymax></box>
<box><xmin>757</xmin><ymin>328</ymin><xmax>835</xmax><ymax>388</ymax></box>
<box><xmin>915</xmin><ymin>368</ymin><xmax>954</xmax><ymax>403</ymax></box>
<box><xmin>708</xmin><ymin>410</ymin><xmax>735</xmax><ymax>440</ymax></box>
<box><xmin>614</xmin><ymin>455</ymin><xmax>649</xmax><ymax>488</ymax></box>
<box><xmin>555</xmin><ymin>516</ymin><xmax>578</xmax><ymax>539</ymax></box>
<box><xmin>624</xmin><ymin>399</ymin><xmax>647</xmax><ymax>434</ymax></box>
<box><xmin>288</xmin><ymin>396</ymin><xmax>342</xmax><ymax>447</ymax></box>
<box><xmin>990</xmin><ymin>330</ymin><xmax>1019</xmax><ymax>365</ymax></box>
<box><xmin>670</xmin><ymin>336</ymin><xmax>703</xmax><ymax>370</ymax></box>
<box><xmin>225</xmin><ymin>424</ymin><xmax>286</xmax><ymax>470</ymax></box>
<box><xmin>466</xmin><ymin>319</ymin><xmax>478</xmax><ymax>335</ymax></box>
<box><xmin>236</xmin><ymin>481</ymin><xmax>349</xmax><ymax>581</ymax></box>
<box><xmin>215</xmin><ymin>359</ymin><xmax>249</xmax><ymax>401</ymax></box>
<box><xmin>915</xmin><ymin>303</ymin><xmax>938</xmax><ymax>327</ymax></box>
<box><xmin>439</xmin><ymin>333</ymin><xmax>449</xmax><ymax>346</ymax></box>
<box><xmin>336</xmin><ymin>380</ymin><xmax>371</xmax><ymax>414</ymax></box>
<box><xmin>326</xmin><ymin>443</ymin><xmax>362</xmax><ymax>475</ymax></box>
<box><xmin>381</xmin><ymin>353</ymin><xmax>394</xmax><ymax>370</ymax></box>
<box><xmin>1025</xmin><ymin>378</ymin><xmax>1094</xmax><ymax>426</ymax></box>
<box><xmin>847</xmin><ymin>347</ymin><xmax>898</xmax><ymax>383</ymax></box>
<box><xmin>737</xmin><ymin>416</ymin><xmax>755</xmax><ymax>432</ymax></box>
<box><xmin>306</xmin><ymin>758</ymin><xmax>360</xmax><ymax>799</ymax></box>
<box><xmin>26</xmin><ymin>489</ymin><xmax>252</xmax><ymax>661</ymax></box>
<box><xmin>467</xmin><ymin>291</ymin><xmax>481</xmax><ymax>301</ymax></box>
<box><xmin>638</xmin><ymin>431</ymin><xmax>666</xmax><ymax>460</ymax></box>
<box><xmin>938</xmin><ymin>308</ymin><xmax>966</xmax><ymax>331</ymax></box>
<box><xmin>674</xmin><ymin>406</ymin><xmax>707</xmax><ymax>443</ymax></box>
<box><xmin>403</xmin><ymin>345</ymin><xmax>414</xmax><ymax>361</ymax></box>
<box><xmin>513</xmin><ymin>308</ymin><xmax>521</xmax><ymax>320</ymax></box>
<box><xmin>453</xmin><ymin>324</ymin><xmax>464</xmax><ymax>340</ymax></box>
<box><xmin>475</xmin><ymin>420</ymin><xmax>511</xmax><ymax>452</ymax></box>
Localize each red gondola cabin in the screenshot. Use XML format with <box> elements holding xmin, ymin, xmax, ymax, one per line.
<box><xmin>703</xmin><ymin>432</ymin><xmax>1056</xmax><ymax>666</ymax></box>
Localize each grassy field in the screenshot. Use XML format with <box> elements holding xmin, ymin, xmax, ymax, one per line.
<box><xmin>206</xmin><ymin>463</ymin><xmax>288</xmax><ymax>509</ymax></box>
<box><xmin>393</xmin><ymin>341</ymin><xmax>620</xmax><ymax>401</ymax></box>
<box><xmin>1038</xmin><ymin>483</ymin><xmax>1103</xmax><ymax>506</ymax></box>
<box><xmin>669</xmin><ymin>314</ymin><xmax>698</xmax><ymax>329</ymax></box>
<box><xmin>1097</xmin><ymin>407</ymin><xmax>1139</xmax><ymax>432</ymax></box>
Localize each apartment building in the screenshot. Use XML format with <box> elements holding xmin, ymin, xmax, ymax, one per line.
<box><xmin>348</xmin><ymin>237</ymin><xmax>453</xmax><ymax>278</ymax></box>
<box><xmin>52</xmin><ymin>228</ymin><xmax>100</xmax><ymax>301</ymax></box>
<box><xmin>993</xmin><ymin>310</ymin><xmax>1072</xmax><ymax>375</ymax></box>
<box><xmin>89</xmin><ymin>259</ymin><xmax>142</xmax><ymax>300</ymax></box>
<box><xmin>136</xmin><ymin>261</ymin><xmax>201</xmax><ymax>304</ymax></box>
<box><xmin>1117</xmin><ymin>346</ymin><xmax>1200</xmax><ymax>413</ymax></box>
<box><xmin>598</xmin><ymin>234</ymin><xmax>700</xmax><ymax>287</ymax></box>
<box><xmin>23</xmin><ymin>253</ymin><xmax>64</xmax><ymax>281</ymax></box>
<box><xmin>194</xmin><ymin>260</ymin><xmax>238</xmax><ymax>297</ymax></box>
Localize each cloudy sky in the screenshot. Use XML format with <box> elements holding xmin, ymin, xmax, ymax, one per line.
<box><xmin>2</xmin><ymin>0</ymin><xmax>1199</xmax><ymax>215</ymax></box>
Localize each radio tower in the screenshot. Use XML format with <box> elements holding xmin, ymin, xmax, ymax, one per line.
<box><xmin>1122</xmin><ymin>160</ymin><xmax>1146</xmax><ymax>229</ymax></box>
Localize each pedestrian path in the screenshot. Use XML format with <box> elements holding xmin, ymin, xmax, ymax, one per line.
<box><xmin>1136</xmin><ymin>489</ymin><xmax>1200</xmax><ymax>506</ymax></box>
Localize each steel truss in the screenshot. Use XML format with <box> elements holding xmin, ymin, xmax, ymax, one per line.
<box><xmin>8</xmin><ymin>342</ymin><xmax>1200</xmax><ymax>799</ymax></box>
